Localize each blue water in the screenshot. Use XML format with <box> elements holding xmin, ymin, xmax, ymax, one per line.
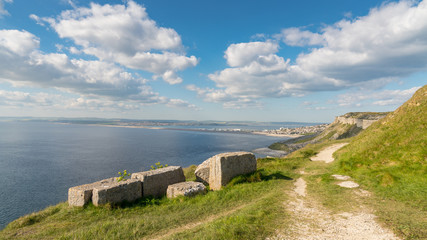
<box><xmin>0</xmin><ymin>121</ymin><xmax>291</xmax><ymax>229</ymax></box>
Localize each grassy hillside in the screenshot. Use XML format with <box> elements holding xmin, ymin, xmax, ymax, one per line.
<box><xmin>0</xmin><ymin>156</ymin><xmax>309</xmax><ymax>240</ymax></box>
<box><xmin>1</xmin><ymin>87</ymin><xmax>424</xmax><ymax>239</ymax></box>
<box><xmin>334</xmin><ymin>85</ymin><xmax>427</xmax><ymax>238</ymax></box>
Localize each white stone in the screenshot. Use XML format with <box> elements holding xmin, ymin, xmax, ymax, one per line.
<box><xmin>208</xmin><ymin>152</ymin><xmax>257</xmax><ymax>190</ymax></box>
<box><xmin>68</xmin><ymin>177</ymin><xmax>115</xmax><ymax>207</ymax></box>
<box><xmin>332</xmin><ymin>174</ymin><xmax>352</xmax><ymax>181</ymax></box>
<box><xmin>195</xmin><ymin>159</ymin><xmax>210</xmax><ymax>184</ymax></box>
<box><xmin>131</xmin><ymin>166</ymin><xmax>185</xmax><ymax>197</ymax></box>
<box><xmin>337</xmin><ymin>181</ymin><xmax>360</xmax><ymax>188</ymax></box>
<box><xmin>92</xmin><ymin>179</ymin><xmax>142</xmax><ymax>206</ymax></box>
<box><xmin>167</xmin><ymin>181</ymin><xmax>206</xmax><ymax>198</ymax></box>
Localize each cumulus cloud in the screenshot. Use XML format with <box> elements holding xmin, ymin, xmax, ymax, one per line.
<box><xmin>36</xmin><ymin>1</ymin><xmax>198</xmax><ymax>84</ymax></box>
<box><xmin>277</xmin><ymin>27</ymin><xmax>325</xmax><ymax>47</ymax></box>
<box><xmin>0</xmin><ymin>0</ymin><xmax>12</xmax><ymax>17</ymax></box>
<box><xmin>199</xmin><ymin>0</ymin><xmax>427</xmax><ymax>108</ymax></box>
<box><xmin>0</xmin><ymin>29</ymin><xmax>198</xmax><ymax>111</ymax></box>
<box><xmin>224</xmin><ymin>41</ymin><xmax>279</xmax><ymax>67</ymax></box>
<box><xmin>0</xmin><ymin>89</ymin><xmax>141</xmax><ymax>111</ymax></box>
<box><xmin>334</xmin><ymin>86</ymin><xmax>421</xmax><ymax>107</ymax></box>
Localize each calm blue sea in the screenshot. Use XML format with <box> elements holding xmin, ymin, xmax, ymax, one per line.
<box><xmin>0</xmin><ymin>121</ymin><xmax>293</xmax><ymax>229</ymax></box>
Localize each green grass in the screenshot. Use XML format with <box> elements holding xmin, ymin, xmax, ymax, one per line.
<box><xmin>268</xmin><ymin>142</ymin><xmax>290</xmax><ymax>151</ymax></box>
<box><xmin>334</xmin><ymin>86</ymin><xmax>427</xmax><ymax>239</ymax></box>
<box><xmin>183</xmin><ymin>164</ymin><xmax>197</xmax><ymax>181</ymax></box>
<box><xmin>0</xmin><ymin>156</ymin><xmax>307</xmax><ymax>240</ymax></box>
<box><xmin>1</xmin><ymin>86</ymin><xmax>425</xmax><ymax>239</ymax></box>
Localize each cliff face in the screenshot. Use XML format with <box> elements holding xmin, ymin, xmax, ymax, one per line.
<box><xmin>269</xmin><ymin>112</ymin><xmax>389</xmax><ymax>153</ymax></box>
<box><xmin>333</xmin><ymin>112</ymin><xmax>387</xmax><ymax>129</ymax></box>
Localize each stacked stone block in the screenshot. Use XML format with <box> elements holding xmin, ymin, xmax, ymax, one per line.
<box><xmin>131</xmin><ymin>166</ymin><xmax>185</xmax><ymax>197</ymax></box>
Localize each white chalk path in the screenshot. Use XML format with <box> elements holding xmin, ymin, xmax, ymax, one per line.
<box><xmin>310</xmin><ymin>143</ymin><xmax>349</xmax><ymax>163</ymax></box>
<box><xmin>269</xmin><ymin>177</ymin><xmax>400</xmax><ymax>240</ymax></box>
<box><xmin>269</xmin><ymin>143</ymin><xmax>400</xmax><ymax>240</ymax></box>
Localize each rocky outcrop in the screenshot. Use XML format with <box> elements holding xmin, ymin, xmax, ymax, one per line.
<box><xmin>334</xmin><ymin>117</ymin><xmax>377</xmax><ymax>129</ymax></box>
<box><xmin>209</xmin><ymin>152</ymin><xmax>257</xmax><ymax>190</ymax></box>
<box><xmin>92</xmin><ymin>179</ymin><xmax>142</xmax><ymax>206</ymax></box>
<box><xmin>195</xmin><ymin>159</ymin><xmax>210</xmax><ymax>184</ymax></box>
<box><xmin>131</xmin><ymin>166</ymin><xmax>185</xmax><ymax>197</ymax></box>
<box><xmin>166</xmin><ymin>181</ymin><xmax>206</xmax><ymax>198</ymax></box>
<box><xmin>334</xmin><ymin>112</ymin><xmax>387</xmax><ymax>129</ymax></box>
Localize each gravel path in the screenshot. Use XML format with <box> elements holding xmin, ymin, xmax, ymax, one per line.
<box><xmin>310</xmin><ymin>143</ymin><xmax>348</xmax><ymax>163</ymax></box>
<box><xmin>269</xmin><ymin>143</ymin><xmax>400</xmax><ymax>240</ymax></box>
<box><xmin>269</xmin><ymin>178</ymin><xmax>400</xmax><ymax>240</ymax></box>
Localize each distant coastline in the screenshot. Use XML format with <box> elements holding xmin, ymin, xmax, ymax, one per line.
<box><xmin>61</xmin><ymin>122</ymin><xmax>315</xmax><ymax>138</ymax></box>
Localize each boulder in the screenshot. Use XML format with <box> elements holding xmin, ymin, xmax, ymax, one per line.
<box><xmin>131</xmin><ymin>166</ymin><xmax>185</xmax><ymax>197</ymax></box>
<box><xmin>92</xmin><ymin>179</ymin><xmax>142</xmax><ymax>206</ymax></box>
<box><xmin>167</xmin><ymin>181</ymin><xmax>206</xmax><ymax>198</ymax></box>
<box><xmin>195</xmin><ymin>159</ymin><xmax>210</xmax><ymax>184</ymax></box>
<box><xmin>68</xmin><ymin>177</ymin><xmax>115</xmax><ymax>207</ymax></box>
<box><xmin>209</xmin><ymin>152</ymin><xmax>257</xmax><ymax>190</ymax></box>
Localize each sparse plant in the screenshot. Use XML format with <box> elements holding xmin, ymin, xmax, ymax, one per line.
<box><xmin>150</xmin><ymin>162</ymin><xmax>168</xmax><ymax>170</ymax></box>
<box><xmin>117</xmin><ymin>170</ymin><xmax>131</xmax><ymax>182</ymax></box>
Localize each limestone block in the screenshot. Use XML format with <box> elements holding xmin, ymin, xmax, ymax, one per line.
<box><xmin>92</xmin><ymin>179</ymin><xmax>142</xmax><ymax>206</ymax></box>
<box><xmin>68</xmin><ymin>177</ymin><xmax>115</xmax><ymax>207</ymax></box>
<box><xmin>209</xmin><ymin>152</ymin><xmax>257</xmax><ymax>190</ymax></box>
<box><xmin>195</xmin><ymin>158</ymin><xmax>210</xmax><ymax>184</ymax></box>
<box><xmin>167</xmin><ymin>181</ymin><xmax>206</xmax><ymax>198</ymax></box>
<box><xmin>131</xmin><ymin>166</ymin><xmax>185</xmax><ymax>197</ymax></box>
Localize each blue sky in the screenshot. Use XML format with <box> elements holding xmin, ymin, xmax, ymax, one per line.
<box><xmin>0</xmin><ymin>0</ymin><xmax>425</xmax><ymax>122</ymax></box>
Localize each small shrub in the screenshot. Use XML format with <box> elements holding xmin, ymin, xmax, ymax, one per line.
<box><xmin>151</xmin><ymin>162</ymin><xmax>168</xmax><ymax>170</ymax></box>
<box><xmin>301</xmin><ymin>149</ymin><xmax>317</xmax><ymax>158</ymax></box>
<box><xmin>117</xmin><ymin>170</ymin><xmax>131</xmax><ymax>182</ymax></box>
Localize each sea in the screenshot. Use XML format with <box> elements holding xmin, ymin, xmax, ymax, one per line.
<box><xmin>0</xmin><ymin>120</ymin><xmax>313</xmax><ymax>229</ymax></box>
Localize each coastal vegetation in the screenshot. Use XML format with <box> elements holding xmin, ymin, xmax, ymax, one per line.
<box><xmin>117</xmin><ymin>170</ymin><xmax>131</xmax><ymax>182</ymax></box>
<box><xmin>0</xmin><ymin>86</ymin><xmax>425</xmax><ymax>239</ymax></box>
<box><xmin>334</xmin><ymin>85</ymin><xmax>427</xmax><ymax>238</ymax></box>
<box><xmin>0</xmin><ymin>156</ymin><xmax>306</xmax><ymax>239</ymax></box>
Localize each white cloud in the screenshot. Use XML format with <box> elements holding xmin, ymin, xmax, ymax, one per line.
<box><xmin>0</xmin><ymin>0</ymin><xmax>12</xmax><ymax>17</ymax></box>
<box><xmin>0</xmin><ymin>29</ymin><xmax>39</xmax><ymax>56</ymax></box>
<box><xmin>186</xmin><ymin>84</ymin><xmax>262</xmax><ymax>109</ymax></box>
<box><xmin>0</xmin><ymin>89</ymin><xmax>141</xmax><ymax>111</ymax></box>
<box><xmin>166</xmin><ymin>98</ymin><xmax>200</xmax><ymax>110</ymax></box>
<box><xmin>37</xmin><ymin>1</ymin><xmax>198</xmax><ymax>84</ymax></box>
<box><xmin>278</xmin><ymin>27</ymin><xmax>325</xmax><ymax>47</ymax></box>
<box><xmin>335</xmin><ymin>86</ymin><xmax>421</xmax><ymax>107</ymax></box>
<box><xmin>224</xmin><ymin>41</ymin><xmax>279</xmax><ymax>67</ymax></box>
<box><xmin>199</xmin><ymin>0</ymin><xmax>427</xmax><ymax>108</ymax></box>
<box><xmin>0</xmin><ymin>29</ymin><xmax>198</xmax><ymax>110</ymax></box>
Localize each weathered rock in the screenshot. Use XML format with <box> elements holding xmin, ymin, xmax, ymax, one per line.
<box><xmin>68</xmin><ymin>177</ymin><xmax>115</xmax><ymax>207</ymax></box>
<box><xmin>92</xmin><ymin>179</ymin><xmax>142</xmax><ymax>206</ymax></box>
<box><xmin>131</xmin><ymin>166</ymin><xmax>185</xmax><ymax>197</ymax></box>
<box><xmin>209</xmin><ymin>152</ymin><xmax>257</xmax><ymax>190</ymax></box>
<box><xmin>332</xmin><ymin>174</ymin><xmax>352</xmax><ymax>181</ymax></box>
<box><xmin>167</xmin><ymin>181</ymin><xmax>206</xmax><ymax>198</ymax></box>
<box><xmin>337</xmin><ymin>181</ymin><xmax>360</xmax><ymax>188</ymax></box>
<box><xmin>195</xmin><ymin>159</ymin><xmax>210</xmax><ymax>184</ymax></box>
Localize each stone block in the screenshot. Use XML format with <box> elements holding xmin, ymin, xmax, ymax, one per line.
<box><xmin>68</xmin><ymin>177</ymin><xmax>115</xmax><ymax>207</ymax></box>
<box><xmin>195</xmin><ymin>158</ymin><xmax>210</xmax><ymax>184</ymax></box>
<box><xmin>131</xmin><ymin>166</ymin><xmax>185</xmax><ymax>197</ymax></box>
<box><xmin>167</xmin><ymin>181</ymin><xmax>206</xmax><ymax>198</ymax></box>
<box><xmin>209</xmin><ymin>152</ymin><xmax>256</xmax><ymax>190</ymax></box>
<box><xmin>92</xmin><ymin>179</ymin><xmax>142</xmax><ymax>206</ymax></box>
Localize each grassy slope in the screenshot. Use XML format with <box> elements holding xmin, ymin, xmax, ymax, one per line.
<box><xmin>334</xmin><ymin>85</ymin><xmax>427</xmax><ymax>239</ymax></box>
<box><xmin>0</xmin><ymin>157</ymin><xmax>308</xmax><ymax>240</ymax></box>
<box><xmin>1</xmin><ymin>87</ymin><xmax>425</xmax><ymax>239</ymax></box>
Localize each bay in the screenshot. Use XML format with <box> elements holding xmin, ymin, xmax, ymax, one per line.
<box><xmin>0</xmin><ymin>121</ymin><xmax>290</xmax><ymax>229</ymax></box>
